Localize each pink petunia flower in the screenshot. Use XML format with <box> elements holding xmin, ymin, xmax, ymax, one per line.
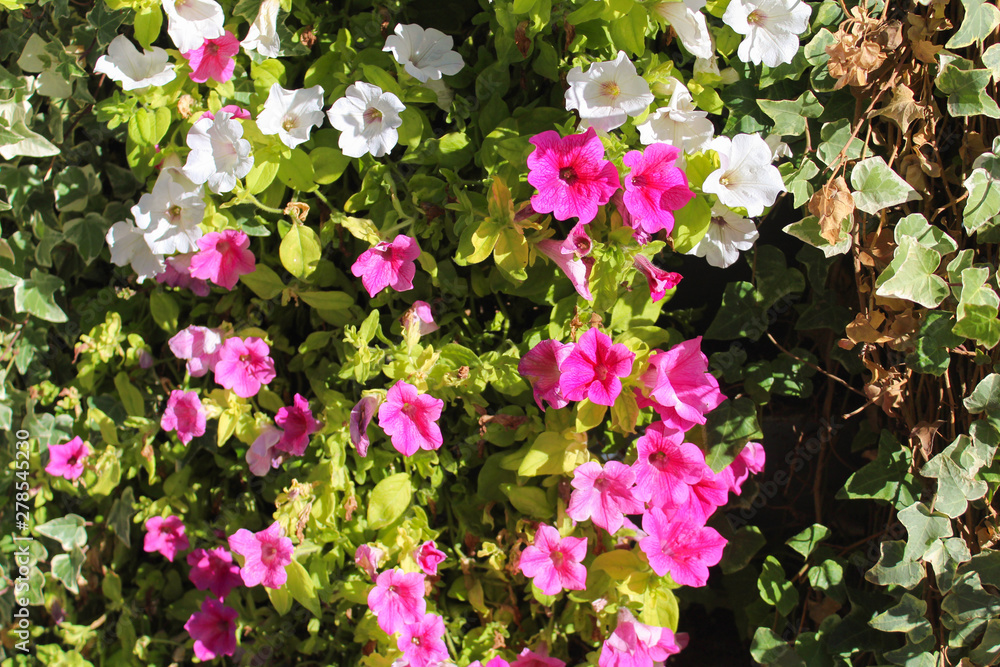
<box><xmin>518</xmin><ymin>524</ymin><xmax>588</xmax><ymax>596</ymax></box>
<box><xmin>622</xmin><ymin>143</ymin><xmax>695</xmax><ymax>236</ymax></box>
<box><xmin>471</xmin><ymin>658</ymin><xmax>512</xmax><ymax>667</ymax></box>
<box><xmin>351</xmin><ymin>235</ymin><xmax>422</xmax><ymax>297</ymax></box>
<box><xmin>274</xmin><ymin>393</ymin><xmax>320</xmax><ymax>456</ymax></box>
<box><xmin>183</xmin><ymin>31</ymin><xmax>240</xmax><ymax>84</ymax></box>
<box><xmin>188</xmin><ymin>230</ymin><xmax>256</xmax><ymax>291</ymax></box>
<box><xmin>213</xmin><ymin>336</ymin><xmax>276</xmax><ymax>398</ymax></box>
<box><xmin>156</xmin><ymin>253</ymin><xmax>211</xmax><ymax>296</ymax></box>
<box><xmin>401</xmin><ymin>300</ymin><xmax>439</xmax><ymax>337</ymax></box>
<box><xmin>184</xmin><ymin>597</ymin><xmax>238</xmax><ymax>661</ymax></box>
<box><xmin>511</xmin><ymin>647</ymin><xmax>566</xmax><ymax>667</ymax></box>
<box><xmin>636</xmin><ymin>337</ymin><xmax>725</xmax><ymax>431</ymax></box>
<box><xmin>631</xmin><ymin>421</ymin><xmax>710</xmax><ymax>510</ymax></box>
<box><xmin>638</xmin><ymin>506</ymin><xmax>727</xmax><ymax>587</ymax></box>
<box><xmin>558</xmin><ymin>328</ymin><xmax>635</xmax><ymax>407</ymax></box>
<box><xmin>246</xmin><ymin>424</ymin><xmax>283</xmax><ymax>476</ymax></box>
<box><xmin>160</xmin><ymin>389</ymin><xmax>207</xmax><ymax>444</ymax></box>
<box><xmin>228</xmin><ymin>521</ymin><xmax>294</xmax><ymax>589</ymax></box>
<box><xmin>377</xmin><ymin>381</ymin><xmax>444</xmax><ymax>456</ymax></box>
<box><xmin>350</xmin><ymin>395</ymin><xmax>380</xmax><ymax>457</ymax></box>
<box><xmin>200</xmin><ymin>105</ymin><xmax>251</xmax><ymax>121</ymax></box>
<box><xmin>612</xmin><ymin>190</ymin><xmax>652</xmax><ymax>245</ymax></box>
<box><xmin>633</xmin><ymin>255</ymin><xmax>682</xmax><ymax>303</ymax></box>
<box><xmin>415</xmin><ymin>540</ymin><xmax>446</xmax><ymax>575</ymax></box>
<box><xmin>519</xmin><ymin>339</ymin><xmax>575</xmax><ymax>411</ymax></box>
<box><xmin>567</xmin><ymin>461</ymin><xmax>644</xmax><ymax>534</ymax></box>
<box><xmin>599</xmin><ymin>607</ymin><xmax>682</xmax><ymax>667</ymax></box>
<box><xmin>681</xmin><ymin>468</ymin><xmax>731</xmax><ymax>526</ymax></box>
<box><xmin>355</xmin><ymin>544</ymin><xmax>385</xmax><ymax>582</ymax></box>
<box><xmin>187</xmin><ymin>547</ymin><xmax>243</xmax><ymax>600</ymax></box>
<box><xmin>144</xmin><ymin>515</ymin><xmax>190</xmax><ymax>562</ymax></box>
<box><xmin>527</xmin><ymin>128</ymin><xmax>621</xmax><ymax>224</ymax></box>
<box><xmin>398</xmin><ymin>614</ymin><xmax>450</xmax><ymax>665</ymax></box>
<box><xmin>169</xmin><ymin>325</ymin><xmax>225</xmax><ymax>377</ymax></box>
<box><xmin>536</xmin><ymin>227</ymin><xmax>596</xmax><ymax>301</ymax></box>
<box><xmin>367</xmin><ymin>568</ymin><xmax>427</xmax><ymax>635</ymax></box>
<box><xmin>723</xmin><ymin>441</ymin><xmax>766</xmax><ymax>495</ymax></box>
<box><xmin>45</xmin><ymin>437</ymin><xmax>90</xmax><ymax>480</ymax></box>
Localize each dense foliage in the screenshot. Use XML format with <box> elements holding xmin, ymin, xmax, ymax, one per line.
<box><xmin>1</xmin><ymin>0</ymin><xmax>1000</xmax><ymax>665</ymax></box>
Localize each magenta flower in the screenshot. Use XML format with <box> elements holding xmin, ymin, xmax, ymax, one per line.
<box><xmin>471</xmin><ymin>658</ymin><xmax>512</xmax><ymax>667</ymax></box>
<box><xmin>188</xmin><ymin>230</ymin><xmax>256</xmax><ymax>291</ymax></box>
<box><xmin>639</xmin><ymin>506</ymin><xmax>727</xmax><ymax>587</ymax></box>
<box><xmin>519</xmin><ymin>339</ymin><xmax>574</xmax><ymax>411</ymax></box>
<box><xmin>45</xmin><ymin>436</ymin><xmax>90</xmax><ymax>480</ymax></box>
<box><xmin>187</xmin><ymin>547</ymin><xmax>243</xmax><ymax>600</ymax></box>
<box><xmin>367</xmin><ymin>568</ymin><xmax>427</xmax><ymax>635</ymax></box>
<box><xmin>228</xmin><ymin>521</ymin><xmax>294</xmax><ymax>589</ymax></box>
<box><xmin>536</xmin><ymin>232</ymin><xmax>595</xmax><ymax>301</ymax></box>
<box><xmin>377</xmin><ymin>381</ymin><xmax>444</xmax><ymax>456</ymax></box>
<box><xmin>622</xmin><ymin>143</ymin><xmax>695</xmax><ymax>236</ymax></box>
<box><xmin>415</xmin><ymin>540</ymin><xmax>446</xmax><ymax>575</ymax></box>
<box><xmin>401</xmin><ymin>300</ymin><xmax>439</xmax><ymax>337</ymax></box>
<box><xmin>633</xmin><ymin>255</ymin><xmax>682</xmax><ymax>303</ymax></box>
<box><xmin>682</xmin><ymin>469</ymin><xmax>731</xmax><ymax>526</ymax></box>
<box><xmin>201</xmin><ymin>105</ymin><xmax>251</xmax><ymax>121</ymax></box>
<box><xmin>527</xmin><ymin>127</ymin><xmax>621</xmax><ymax>224</ymax></box>
<box><xmin>612</xmin><ymin>190</ymin><xmax>652</xmax><ymax>245</ymax></box>
<box><xmin>567</xmin><ymin>461</ymin><xmax>644</xmax><ymax>534</ymax></box>
<box><xmin>184</xmin><ymin>597</ymin><xmax>238</xmax><ymax>661</ymax></box>
<box><xmin>511</xmin><ymin>648</ymin><xmax>566</xmax><ymax>667</ymax></box>
<box><xmin>723</xmin><ymin>441</ymin><xmax>766</xmax><ymax>495</ymax></box>
<box><xmin>637</xmin><ymin>337</ymin><xmax>725</xmax><ymax>431</ymax></box>
<box><xmin>274</xmin><ymin>393</ymin><xmax>320</xmax><ymax>456</ymax></box>
<box><xmin>183</xmin><ymin>31</ymin><xmax>240</xmax><ymax>83</ymax></box>
<box><xmin>144</xmin><ymin>515</ymin><xmax>190</xmax><ymax>562</ymax></box>
<box><xmin>558</xmin><ymin>328</ymin><xmax>635</xmax><ymax>406</ymax></box>
<box><xmin>246</xmin><ymin>425</ymin><xmax>283</xmax><ymax>476</ymax></box>
<box><xmin>213</xmin><ymin>336</ymin><xmax>276</xmax><ymax>398</ymax></box>
<box><xmin>169</xmin><ymin>325</ymin><xmax>224</xmax><ymax>377</ymax></box>
<box><xmin>350</xmin><ymin>395</ymin><xmax>380</xmax><ymax>457</ymax></box>
<box><xmin>398</xmin><ymin>614</ymin><xmax>450</xmax><ymax>665</ymax></box>
<box><xmin>160</xmin><ymin>390</ymin><xmax>206</xmax><ymax>445</ymax></box>
<box><xmin>518</xmin><ymin>524</ymin><xmax>588</xmax><ymax>596</ymax></box>
<box><xmin>156</xmin><ymin>253</ymin><xmax>211</xmax><ymax>296</ymax></box>
<box><xmin>355</xmin><ymin>544</ymin><xmax>385</xmax><ymax>581</ymax></box>
<box><xmin>599</xmin><ymin>607</ymin><xmax>682</xmax><ymax>667</ymax></box>
<box><xmin>351</xmin><ymin>235</ymin><xmax>422</xmax><ymax>297</ymax></box>
<box><xmin>632</xmin><ymin>421</ymin><xmax>710</xmax><ymax>509</ymax></box>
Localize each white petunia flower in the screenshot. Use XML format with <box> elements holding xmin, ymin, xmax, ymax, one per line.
<box><xmin>764</xmin><ymin>134</ymin><xmax>792</xmax><ymax>161</ymax></box>
<box><xmin>106</xmin><ymin>220</ymin><xmax>166</xmax><ymax>282</ymax></box>
<box><xmin>132</xmin><ymin>169</ymin><xmax>206</xmax><ymax>255</ymax></box>
<box><xmin>94</xmin><ymin>35</ymin><xmax>176</xmax><ymax>92</ymax></box>
<box><xmin>257</xmin><ymin>83</ymin><xmax>326</xmax><ymax>149</ymax></box>
<box><xmin>327</xmin><ymin>82</ymin><xmax>405</xmax><ymax>158</ymax></box>
<box><xmin>383</xmin><ymin>23</ymin><xmax>465</xmax><ymax>83</ymax></box>
<box><xmin>162</xmin><ymin>0</ymin><xmax>226</xmax><ymax>53</ymax></box>
<box><xmin>182</xmin><ymin>111</ymin><xmax>254</xmax><ymax>194</ymax></box>
<box><xmin>423</xmin><ymin>78</ymin><xmax>454</xmax><ymax>111</ymax></box>
<box><xmin>565</xmin><ymin>50</ymin><xmax>654</xmax><ymax>133</ymax></box>
<box><xmin>722</xmin><ymin>0</ymin><xmax>811</xmax><ymax>67</ymax></box>
<box><xmin>635</xmin><ymin>78</ymin><xmax>715</xmax><ymax>154</ymax></box>
<box><xmin>242</xmin><ymin>0</ymin><xmax>281</xmax><ymax>58</ymax></box>
<box><xmin>701</xmin><ymin>134</ymin><xmax>786</xmax><ymax>216</ymax></box>
<box><xmin>651</xmin><ymin>0</ymin><xmax>714</xmax><ymax>59</ymax></box>
<box><xmin>687</xmin><ymin>205</ymin><xmax>759</xmax><ymax>268</ymax></box>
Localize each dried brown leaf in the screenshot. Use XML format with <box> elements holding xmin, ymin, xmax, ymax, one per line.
<box><xmin>808</xmin><ymin>177</ymin><xmax>855</xmax><ymax>244</ymax></box>
<box><xmin>874</xmin><ymin>85</ymin><xmax>926</xmax><ymax>134</ymax></box>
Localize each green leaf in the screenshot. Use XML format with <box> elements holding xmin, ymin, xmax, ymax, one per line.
<box><xmin>609</xmin><ymin>4</ymin><xmax>649</xmax><ymax>56</ymax></box>
<box><xmin>266</xmin><ymin>583</ymin><xmax>294</xmax><ymax>615</ymax></box>
<box><xmin>970</xmin><ymin>618</ymin><xmax>1000</xmax><ymax>665</ymax></box>
<box><xmin>953</xmin><ymin>266</ymin><xmax>1000</xmax><ymax>348</ymax></box>
<box><xmin>670</xmin><ymin>195</ymin><xmax>711</xmax><ymax>254</ymax></box>
<box><xmin>277</xmin><ymin>148</ymin><xmax>316</xmax><ymax>191</ymax></box>
<box><xmin>850</xmin><ymin>156</ymin><xmax>917</xmax><ymax>214</ymax></box>
<box><xmin>149</xmin><ymin>290</ymin><xmax>179</xmax><ymax>332</ymax></box>
<box><xmin>245</xmin><ymin>159</ymin><xmax>279</xmax><ymax>195</ymax></box>
<box><xmin>875</xmin><ymin>236</ymin><xmax>949</xmax><ymax>308</ymax></box>
<box><xmin>786</xmin><ymin>524</ymin><xmax>831</xmax><ymax>559</ymax></box>
<box><xmin>869</xmin><ymin>593</ymin><xmax>929</xmax><ymax>633</ymax></box>
<box><xmin>36</xmin><ymin>514</ymin><xmax>88</xmax><ymax>551</ymax></box>
<box><xmin>640</xmin><ymin>582</ymin><xmax>680</xmax><ymax>629</ymax></box>
<box><xmin>751</xmin><ymin>627</ymin><xmax>805</xmax><ymax>667</ymax></box>
<box><xmin>13</xmin><ymin>269</ymin><xmax>66</xmax><ymax>322</ymax></box>
<box><xmin>114</xmin><ymin>372</ymin><xmax>144</xmax><ymax>417</ymax></box>
<box><xmin>298</xmin><ymin>291</ymin><xmax>354</xmax><ymax>310</ymax></box>
<box><xmin>899</xmin><ymin>502</ymin><xmax>953</xmax><ymax>561</ymax></box>
<box><xmin>63</xmin><ymin>213</ymin><xmax>109</xmax><ymax>264</ymax></box>
<box><xmin>575</xmin><ymin>399</ymin><xmax>608</xmax><ymax>433</ymax></box>
<box><xmin>133</xmin><ymin>6</ymin><xmax>162</xmax><ymax>49</ymax></box>
<box><xmin>839</xmin><ymin>430</ymin><xmax>920</xmax><ymax>506</ymax></box>
<box><xmin>311</xmin><ymin>147</ymin><xmax>351</xmax><ymax>185</ymax></box>
<box><xmin>922</xmin><ymin>435</ymin><xmax>988</xmax><ymax>518</ymax></box>
<box><xmin>816</xmin><ymin>119</ymin><xmax>864</xmax><ymax>166</ymax></box>
<box><xmin>807</xmin><ymin>559</ymin><xmax>844</xmax><ymax>593</ymax></box>
<box><xmin>965</xmin><ymin>374</ymin><xmax>1000</xmax><ymax>421</ymax></box>
<box><xmin>962</xmin><ymin>166</ymin><xmax>1000</xmax><ymax>233</ymax></box>
<box><xmin>107</xmin><ymin>487</ymin><xmax>134</xmax><ymax>547</ymax></box>
<box><xmin>783</xmin><ymin>215</ymin><xmax>852</xmax><ymax>257</ymax></box>
<box><xmin>517</xmin><ymin>430</ymin><xmax>587</xmax><ymax>477</ymax></box>
<box><xmin>704</xmin><ymin>397</ymin><xmax>762</xmax><ymax>472</ymax></box>
<box><xmin>285</xmin><ymin>558</ymin><xmax>321</xmax><ymax>617</ymax></box>
<box><xmin>936</xmin><ymin>65</ymin><xmax>1000</xmax><ymax>118</ymax></box>
<box><xmin>591</xmin><ymin>549</ymin><xmax>647</xmax><ymax>579</ymax></box>
<box><xmin>500</xmin><ymin>483</ymin><xmax>554</xmax><ymax>518</ymax></box>
<box><xmin>367</xmin><ymin>473</ymin><xmax>412</xmax><ymax>529</ymax></box>
<box><xmin>945</xmin><ymin>0</ymin><xmax>1000</xmax><ymax>48</ymax></box>
<box><xmin>757</xmin><ymin>91</ymin><xmax>824</xmax><ymax>137</ymax></box>
<box><xmin>758</xmin><ymin>556</ymin><xmax>800</xmax><ymax>616</ymax></box>
<box><xmin>240</xmin><ymin>264</ymin><xmax>285</xmax><ymax>300</ymax></box>
<box><xmin>906</xmin><ymin>310</ymin><xmax>964</xmax><ymax>375</ymax></box>
<box><xmin>280</xmin><ymin>223</ymin><xmax>322</xmax><ymax>280</ymax></box>
<box><xmin>865</xmin><ymin>541</ymin><xmax>924</xmax><ymax>589</ymax></box>
<box><xmin>51</xmin><ymin>548</ymin><xmax>85</xmax><ymax>594</ymax></box>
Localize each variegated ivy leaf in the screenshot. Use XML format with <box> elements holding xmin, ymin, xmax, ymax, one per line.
<box><xmin>783</xmin><ymin>215</ymin><xmax>851</xmax><ymax>257</ymax></box>
<box><xmin>899</xmin><ymin>502</ymin><xmax>953</xmax><ymax>562</ymax></box>
<box><xmin>945</xmin><ymin>0</ymin><xmax>1000</xmax><ymax>49</ymax></box>
<box><xmin>850</xmin><ymin>157</ymin><xmax>919</xmax><ymax>215</ymax></box>
<box><xmin>953</xmin><ymin>266</ymin><xmax>1000</xmax><ymax>348</ymax></box>
<box><xmin>963</xmin><ymin>151</ymin><xmax>1000</xmax><ymax>233</ymax></box>
<box><xmin>936</xmin><ymin>65</ymin><xmax>1000</xmax><ymax>118</ymax></box>
<box><xmin>921</xmin><ymin>435</ymin><xmax>989</xmax><ymax>518</ymax></box>
<box><xmin>875</xmin><ymin>214</ymin><xmax>957</xmax><ymax>307</ymax></box>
